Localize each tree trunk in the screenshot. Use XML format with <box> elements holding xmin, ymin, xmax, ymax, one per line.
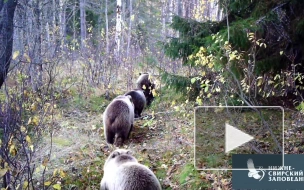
<box><xmin>80</xmin><ymin>0</ymin><xmax>86</xmax><ymax>50</ymax></box>
<box><xmin>126</xmin><ymin>0</ymin><xmax>133</xmax><ymax>58</ymax></box>
<box><xmin>115</xmin><ymin>0</ymin><xmax>122</xmax><ymax>57</ymax></box>
<box><xmin>29</xmin><ymin>0</ymin><xmax>43</xmax><ymax>93</ymax></box>
<box><xmin>0</xmin><ymin>0</ymin><xmax>18</xmax><ymax>89</ymax></box>
<box><xmin>59</xmin><ymin>0</ymin><xmax>66</xmax><ymax>49</ymax></box>
<box><xmin>105</xmin><ymin>0</ymin><xmax>109</xmax><ymax>56</ymax></box>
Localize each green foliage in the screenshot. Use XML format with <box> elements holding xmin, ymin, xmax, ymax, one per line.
<box><xmin>72</xmin><ymin>94</ymin><xmax>107</xmax><ymax>113</ymax></box>
<box><xmin>177</xmin><ymin>163</ymin><xmax>208</xmax><ymax>189</ymax></box>
<box><xmin>161</xmin><ymin>72</ymin><xmax>191</xmax><ymax>95</ymax></box>
<box><xmin>295</xmin><ymin>20</ymin><xmax>304</xmax><ymax>41</ymax></box>
<box><xmin>163</xmin><ymin>0</ymin><xmax>304</xmax><ymax>106</ymax></box>
<box><xmin>296</xmin><ymin>102</ymin><xmax>304</xmax><ymax>113</ymax></box>
<box><xmin>164</xmin><ymin>16</ymin><xmax>219</xmax><ymax>65</ymax></box>
<box><xmin>229</xmin><ymin>18</ymin><xmax>257</xmax><ymax>49</ymax></box>
<box><xmin>62</xmin><ymin>159</ymin><xmax>104</xmax><ymax>189</ymax></box>
<box><xmin>254</xmin><ymin>56</ymin><xmax>282</xmax><ymax>74</ymax></box>
<box><xmin>227</xmin><ymin>0</ymin><xmax>258</xmax><ymax>17</ymax></box>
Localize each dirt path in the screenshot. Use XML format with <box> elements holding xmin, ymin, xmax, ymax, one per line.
<box><xmin>33</xmin><ymin>98</ymin><xmax>194</xmax><ymax>189</ymax></box>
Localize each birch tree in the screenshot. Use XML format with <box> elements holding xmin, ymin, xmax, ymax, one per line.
<box><xmin>115</xmin><ymin>0</ymin><xmax>122</xmax><ymax>58</ymax></box>
<box><xmin>126</xmin><ymin>0</ymin><xmax>133</xmax><ymax>58</ymax></box>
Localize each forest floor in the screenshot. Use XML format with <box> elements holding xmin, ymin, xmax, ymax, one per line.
<box><xmin>31</xmin><ymin>85</ymin><xmax>304</xmax><ymax>190</ymax></box>
<box><xmin>32</xmin><ymin>88</ymin><xmax>203</xmax><ymax>190</ymax></box>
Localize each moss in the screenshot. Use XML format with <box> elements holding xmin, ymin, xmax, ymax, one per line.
<box><xmin>176</xmin><ymin>163</ymin><xmax>209</xmax><ymax>189</ymax></box>
<box><xmin>53</xmin><ymin>137</ymin><xmax>73</xmax><ymax>147</ymax></box>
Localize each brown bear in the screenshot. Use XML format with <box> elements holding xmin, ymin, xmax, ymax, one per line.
<box><xmin>125</xmin><ymin>89</ymin><xmax>146</xmax><ymax>118</ymax></box>
<box><xmin>100</xmin><ymin>149</ymin><xmax>162</xmax><ymax>190</ymax></box>
<box><xmin>103</xmin><ymin>95</ymin><xmax>134</xmax><ymax>147</ymax></box>
<box><xmin>136</xmin><ymin>73</ymin><xmax>155</xmax><ymax>106</ymax></box>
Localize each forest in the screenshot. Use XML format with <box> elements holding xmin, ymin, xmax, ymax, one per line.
<box><xmin>0</xmin><ymin>0</ymin><xmax>304</xmax><ymax>189</ymax></box>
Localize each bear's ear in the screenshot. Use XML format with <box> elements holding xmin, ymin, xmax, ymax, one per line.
<box><xmin>126</xmin><ymin>95</ymin><xmax>133</xmax><ymax>103</ymax></box>
<box><xmin>111</xmin><ymin>150</ymin><xmax>120</xmax><ymax>159</ymax></box>
<box><xmin>126</xmin><ymin>150</ymin><xmax>132</xmax><ymax>155</ymax></box>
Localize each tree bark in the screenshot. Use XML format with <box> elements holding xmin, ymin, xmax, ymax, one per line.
<box><xmin>105</xmin><ymin>0</ymin><xmax>109</xmax><ymax>56</ymax></box>
<box><xmin>0</xmin><ymin>0</ymin><xmax>18</xmax><ymax>89</ymax></box>
<box><xmin>126</xmin><ymin>0</ymin><xmax>133</xmax><ymax>58</ymax></box>
<box><xmin>59</xmin><ymin>0</ymin><xmax>66</xmax><ymax>49</ymax></box>
<box><xmin>115</xmin><ymin>0</ymin><xmax>122</xmax><ymax>57</ymax></box>
<box><xmin>80</xmin><ymin>0</ymin><xmax>86</xmax><ymax>50</ymax></box>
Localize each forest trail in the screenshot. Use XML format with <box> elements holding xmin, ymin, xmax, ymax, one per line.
<box><xmin>26</xmin><ymin>90</ymin><xmax>304</xmax><ymax>190</ymax></box>
<box><xmin>33</xmin><ymin>93</ymin><xmax>194</xmax><ymax>189</ymax></box>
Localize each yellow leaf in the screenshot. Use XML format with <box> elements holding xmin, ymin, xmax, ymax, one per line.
<box><xmin>29</xmin><ymin>145</ymin><xmax>34</xmax><ymax>152</ymax></box>
<box><xmin>59</xmin><ymin>170</ymin><xmax>66</xmax><ymax>178</ymax></box>
<box><xmin>142</xmin><ymin>85</ymin><xmax>146</xmax><ymax>90</ymax></box>
<box><xmin>0</xmin><ymin>168</ymin><xmax>8</xmax><ymax>178</ymax></box>
<box><xmin>152</xmin><ymin>89</ymin><xmax>157</xmax><ymax>97</ymax></box>
<box><xmin>208</xmin><ymin>62</ymin><xmax>213</xmax><ymax>69</ymax></box>
<box><xmin>32</xmin><ymin>116</ymin><xmax>39</xmax><ymax>126</ymax></box>
<box><xmin>20</xmin><ymin>126</ymin><xmax>26</xmax><ymax>133</ymax></box>
<box><xmin>12</xmin><ymin>51</ymin><xmax>20</xmax><ymax>60</ymax></box>
<box><xmin>257</xmin><ymin>79</ymin><xmax>263</xmax><ymax>87</ymax></box>
<box><xmin>42</xmin><ymin>158</ymin><xmax>49</xmax><ymax>167</ymax></box>
<box><xmin>9</xmin><ymin>144</ymin><xmax>17</xmax><ymax>156</ymax></box>
<box><xmin>26</xmin><ymin>135</ymin><xmax>31</xmax><ymax>144</ymax></box>
<box><xmin>229</xmin><ymin>54</ymin><xmax>236</xmax><ymax>61</ymax></box>
<box><xmin>44</xmin><ymin>181</ymin><xmax>51</xmax><ymax>186</ymax></box>
<box><xmin>31</xmin><ymin>103</ymin><xmax>37</xmax><ymax>112</ymax></box>
<box><xmin>23</xmin><ymin>181</ymin><xmax>28</xmax><ymax>189</ymax></box>
<box><xmin>53</xmin><ymin>169</ymin><xmax>58</xmax><ymax>177</ymax></box>
<box><xmin>171</xmin><ymin>100</ymin><xmax>176</xmax><ymax>106</ymax></box>
<box><xmin>53</xmin><ymin>184</ymin><xmax>61</xmax><ymax>190</ymax></box>
<box><xmin>280</xmin><ymin>51</ymin><xmax>283</xmax><ymax>55</ymax></box>
<box><xmin>196</xmin><ymin>98</ymin><xmax>202</xmax><ymax>105</ymax></box>
<box><xmin>27</xmin><ymin>117</ymin><xmax>32</xmax><ymax>125</ymax></box>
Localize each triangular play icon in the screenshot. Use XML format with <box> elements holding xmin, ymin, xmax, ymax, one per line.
<box><xmin>225</xmin><ymin>123</ymin><xmax>254</xmax><ymax>153</ymax></box>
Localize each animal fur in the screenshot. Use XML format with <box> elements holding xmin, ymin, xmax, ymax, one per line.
<box><xmin>136</xmin><ymin>73</ymin><xmax>155</xmax><ymax>106</ymax></box>
<box><xmin>125</xmin><ymin>89</ymin><xmax>146</xmax><ymax>118</ymax></box>
<box><xmin>103</xmin><ymin>95</ymin><xmax>134</xmax><ymax>147</ymax></box>
<box><xmin>100</xmin><ymin>149</ymin><xmax>162</xmax><ymax>190</ymax></box>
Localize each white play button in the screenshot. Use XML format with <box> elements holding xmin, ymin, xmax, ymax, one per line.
<box><xmin>225</xmin><ymin>123</ymin><xmax>254</xmax><ymax>153</ymax></box>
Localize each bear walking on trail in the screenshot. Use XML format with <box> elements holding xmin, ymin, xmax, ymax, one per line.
<box><xmin>103</xmin><ymin>95</ymin><xmax>134</xmax><ymax>147</ymax></box>
<box><xmin>136</xmin><ymin>73</ymin><xmax>155</xmax><ymax>106</ymax></box>
<box><xmin>125</xmin><ymin>89</ymin><xmax>146</xmax><ymax>118</ymax></box>
<box><xmin>100</xmin><ymin>149</ymin><xmax>162</xmax><ymax>190</ymax></box>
